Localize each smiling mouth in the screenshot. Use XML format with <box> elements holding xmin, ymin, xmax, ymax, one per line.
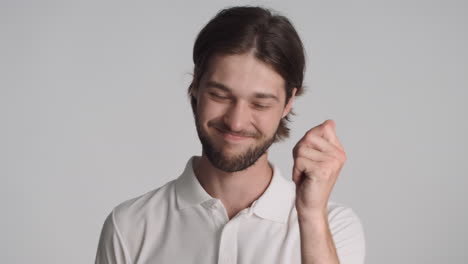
<box><xmin>215</xmin><ymin>128</ymin><xmax>252</xmax><ymax>141</ymax></box>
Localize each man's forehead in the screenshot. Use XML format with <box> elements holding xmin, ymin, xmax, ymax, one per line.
<box><xmin>202</xmin><ymin>53</ymin><xmax>286</xmax><ymax>99</ymax></box>
<box><xmin>205</xmin><ymin>80</ymin><xmax>281</xmax><ymax>103</ymax></box>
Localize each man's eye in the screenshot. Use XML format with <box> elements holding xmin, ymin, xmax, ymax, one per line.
<box><xmin>253</xmin><ymin>104</ymin><xmax>270</xmax><ymax>109</ymax></box>
<box><xmin>210</xmin><ymin>93</ymin><xmax>228</xmax><ymax>99</ymax></box>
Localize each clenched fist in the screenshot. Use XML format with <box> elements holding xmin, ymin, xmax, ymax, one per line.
<box><xmin>292</xmin><ymin>119</ymin><xmax>347</xmax><ymax>217</ymax></box>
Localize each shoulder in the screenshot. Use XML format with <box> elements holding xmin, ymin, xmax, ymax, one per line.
<box><xmin>96</xmin><ymin>181</ymin><xmax>176</xmax><ymax>263</ymax></box>
<box><xmin>327</xmin><ymin>201</ymin><xmax>366</xmax><ymax>263</ymax></box>
<box><xmin>111</xmin><ymin>179</ymin><xmax>176</xmax><ymax>230</ymax></box>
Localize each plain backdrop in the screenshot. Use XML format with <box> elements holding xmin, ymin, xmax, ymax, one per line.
<box><xmin>2</xmin><ymin>0</ymin><xmax>467</xmax><ymax>263</ymax></box>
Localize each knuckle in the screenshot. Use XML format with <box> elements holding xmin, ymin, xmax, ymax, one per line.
<box><xmin>307</xmin><ymin>126</ymin><xmax>321</xmax><ymax>136</ymax></box>
<box><xmin>296</xmin><ymin>146</ymin><xmax>305</xmax><ymax>157</ymax></box>
<box><xmin>297</xmin><ymin>145</ymin><xmax>310</xmax><ymax>157</ymax></box>
<box><xmin>293</xmin><ymin>144</ymin><xmax>305</xmax><ymax>157</ymax></box>
<box><xmin>305</xmin><ymin>134</ymin><xmax>318</xmax><ymax>145</ymax></box>
<box><xmin>338</xmin><ymin>149</ymin><xmax>347</xmax><ymax>161</ymax></box>
<box><xmin>332</xmin><ymin>158</ymin><xmax>341</xmax><ymax>168</ymax></box>
<box><xmin>332</xmin><ymin>146</ymin><xmax>346</xmax><ymax>161</ymax></box>
<box><xmin>304</xmin><ymin>130</ymin><xmax>314</xmax><ymax>140</ymax></box>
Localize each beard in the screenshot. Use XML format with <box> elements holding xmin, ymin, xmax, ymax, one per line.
<box><xmin>194</xmin><ymin>114</ymin><xmax>277</xmax><ymax>173</ymax></box>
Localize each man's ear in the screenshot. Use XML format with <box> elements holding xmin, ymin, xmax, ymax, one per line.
<box><xmin>190</xmin><ymin>79</ymin><xmax>200</xmax><ymax>99</ymax></box>
<box><xmin>282</xmin><ymin>87</ymin><xmax>297</xmax><ymax>118</ymax></box>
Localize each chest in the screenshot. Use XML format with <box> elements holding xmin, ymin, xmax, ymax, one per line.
<box><xmin>129</xmin><ymin>208</ymin><xmax>301</xmax><ymax>264</ymax></box>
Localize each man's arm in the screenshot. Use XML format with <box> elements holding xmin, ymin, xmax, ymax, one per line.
<box><xmin>298</xmin><ymin>206</ymin><xmax>366</xmax><ymax>264</ymax></box>
<box><xmin>298</xmin><ymin>212</ymin><xmax>339</xmax><ymax>264</ymax></box>
<box><xmin>292</xmin><ymin>120</ymin><xmax>364</xmax><ymax>263</ymax></box>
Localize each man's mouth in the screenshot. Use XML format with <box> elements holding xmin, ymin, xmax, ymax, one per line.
<box><xmin>215</xmin><ymin>128</ymin><xmax>252</xmax><ymax>141</ymax></box>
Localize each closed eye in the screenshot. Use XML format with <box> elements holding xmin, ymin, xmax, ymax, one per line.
<box><xmin>253</xmin><ymin>103</ymin><xmax>270</xmax><ymax>110</ymax></box>
<box><xmin>209</xmin><ymin>93</ymin><xmax>229</xmax><ymax>100</ymax></box>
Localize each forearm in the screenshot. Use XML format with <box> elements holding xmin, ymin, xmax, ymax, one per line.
<box><xmin>298</xmin><ymin>211</ymin><xmax>339</xmax><ymax>264</ymax></box>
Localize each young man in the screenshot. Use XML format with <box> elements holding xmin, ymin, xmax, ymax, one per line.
<box><xmin>95</xmin><ymin>6</ymin><xmax>365</xmax><ymax>264</ymax></box>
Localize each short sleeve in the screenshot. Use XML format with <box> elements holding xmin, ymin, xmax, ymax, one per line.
<box><xmin>328</xmin><ymin>205</ymin><xmax>366</xmax><ymax>264</ymax></box>
<box><xmin>95</xmin><ymin>211</ymin><xmax>131</xmax><ymax>264</ymax></box>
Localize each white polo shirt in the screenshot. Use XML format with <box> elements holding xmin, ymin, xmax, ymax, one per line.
<box><xmin>95</xmin><ymin>156</ymin><xmax>365</xmax><ymax>264</ymax></box>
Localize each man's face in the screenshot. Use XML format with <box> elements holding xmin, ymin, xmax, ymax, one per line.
<box><xmin>193</xmin><ymin>52</ymin><xmax>295</xmax><ymax>172</ymax></box>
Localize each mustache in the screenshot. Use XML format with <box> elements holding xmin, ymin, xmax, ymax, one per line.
<box><xmin>210</xmin><ymin>123</ymin><xmax>257</xmax><ymax>138</ymax></box>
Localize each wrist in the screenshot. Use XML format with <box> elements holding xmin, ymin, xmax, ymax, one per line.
<box><xmin>297</xmin><ymin>207</ymin><xmax>328</xmax><ymax>223</ymax></box>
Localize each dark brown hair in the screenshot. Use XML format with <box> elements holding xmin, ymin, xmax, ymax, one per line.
<box><xmin>188</xmin><ymin>6</ymin><xmax>306</xmax><ymax>142</ymax></box>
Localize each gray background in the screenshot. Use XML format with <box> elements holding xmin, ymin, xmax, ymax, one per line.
<box><xmin>2</xmin><ymin>0</ymin><xmax>467</xmax><ymax>263</ymax></box>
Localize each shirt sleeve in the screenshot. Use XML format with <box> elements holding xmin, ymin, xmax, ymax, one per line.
<box><xmin>95</xmin><ymin>210</ymin><xmax>131</xmax><ymax>264</ymax></box>
<box><xmin>328</xmin><ymin>205</ymin><xmax>366</xmax><ymax>264</ymax></box>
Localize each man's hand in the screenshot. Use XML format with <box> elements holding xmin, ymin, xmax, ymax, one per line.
<box><xmin>292</xmin><ymin>119</ymin><xmax>347</xmax><ymax>217</ymax></box>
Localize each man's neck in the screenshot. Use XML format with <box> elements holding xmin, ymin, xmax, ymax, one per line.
<box><xmin>193</xmin><ymin>153</ymin><xmax>273</xmax><ymax>220</ymax></box>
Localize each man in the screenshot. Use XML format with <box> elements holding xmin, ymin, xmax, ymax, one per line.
<box><xmin>95</xmin><ymin>6</ymin><xmax>365</xmax><ymax>264</ymax></box>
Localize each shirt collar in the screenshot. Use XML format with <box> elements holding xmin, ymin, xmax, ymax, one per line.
<box><xmin>174</xmin><ymin>156</ymin><xmax>296</xmax><ymax>224</ymax></box>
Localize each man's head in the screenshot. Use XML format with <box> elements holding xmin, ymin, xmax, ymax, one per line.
<box><xmin>188</xmin><ymin>6</ymin><xmax>306</xmax><ymax>172</ymax></box>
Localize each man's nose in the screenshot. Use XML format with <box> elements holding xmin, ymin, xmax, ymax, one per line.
<box><xmin>223</xmin><ymin>101</ymin><xmax>250</xmax><ymax>133</ymax></box>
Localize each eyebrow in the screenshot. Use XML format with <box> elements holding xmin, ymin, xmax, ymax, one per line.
<box><xmin>206</xmin><ymin>81</ymin><xmax>280</xmax><ymax>102</ymax></box>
